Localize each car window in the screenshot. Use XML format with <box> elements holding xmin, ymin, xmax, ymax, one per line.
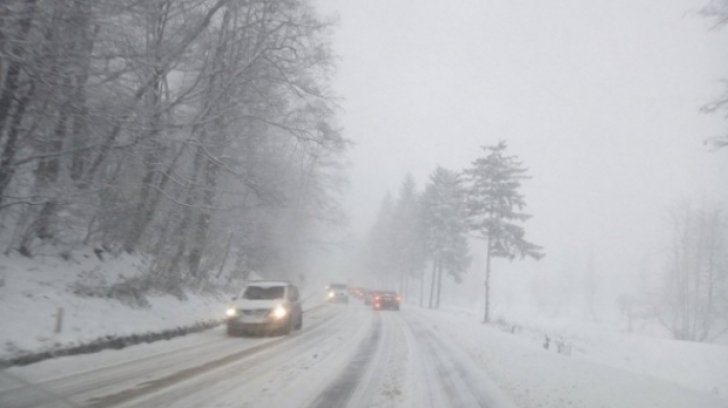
<box><xmin>243</xmin><ymin>285</ymin><xmax>285</xmax><ymax>300</ymax></box>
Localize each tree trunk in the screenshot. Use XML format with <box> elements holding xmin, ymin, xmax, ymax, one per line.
<box><xmin>701</xmin><ymin>211</ymin><xmax>718</xmax><ymax>341</ymax></box>
<box><xmin>123</xmin><ymin>158</ymin><xmax>157</xmax><ymax>253</ymax></box>
<box><xmin>0</xmin><ymin>0</ymin><xmax>38</xmax><ymax>140</ymax></box>
<box><xmin>0</xmin><ymin>84</ymin><xmax>33</xmax><ymax>203</ymax></box>
<box><xmin>69</xmin><ymin>0</ymin><xmax>95</xmax><ymax>182</ymax></box>
<box><xmin>419</xmin><ymin>267</ymin><xmax>425</xmax><ymax>307</ymax></box>
<box><xmin>484</xmin><ymin>235</ymin><xmax>492</xmax><ymax>323</ymax></box>
<box><xmin>399</xmin><ymin>270</ymin><xmax>406</xmax><ymax>300</ymax></box>
<box><xmin>18</xmin><ymin>200</ymin><xmax>57</xmax><ymax>256</ymax></box>
<box><xmin>215</xmin><ymin>232</ymin><xmax>233</xmax><ymax>279</ymax></box>
<box><xmin>428</xmin><ymin>260</ymin><xmax>437</xmax><ymax>309</ymax></box>
<box><xmin>435</xmin><ymin>261</ymin><xmax>443</xmax><ymax>309</ymax></box>
<box><xmin>188</xmin><ymin>146</ymin><xmax>218</xmax><ymax>279</ymax></box>
<box><xmin>125</xmin><ymin>135</ymin><xmax>186</xmax><ymax>252</ymax></box>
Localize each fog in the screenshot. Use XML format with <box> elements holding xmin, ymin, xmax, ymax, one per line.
<box><xmin>2</xmin><ymin>2</ymin><xmax>728</xmax><ymax>405</ymax></box>
<box><xmin>313</xmin><ymin>0</ymin><xmax>728</xmax><ymax>323</ymax></box>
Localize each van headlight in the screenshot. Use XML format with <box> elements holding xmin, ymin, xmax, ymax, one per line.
<box><xmin>226</xmin><ymin>307</ymin><xmax>237</xmax><ymax>317</ymax></box>
<box><xmin>271</xmin><ymin>305</ymin><xmax>288</xmax><ymax>319</ymax></box>
<box><xmin>328</xmin><ymin>291</ymin><xmax>335</xmax><ymax>298</ymax></box>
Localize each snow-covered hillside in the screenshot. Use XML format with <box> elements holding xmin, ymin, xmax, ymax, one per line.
<box><xmin>0</xmin><ymin>250</ymin><xmax>233</xmax><ymax>362</ymax></box>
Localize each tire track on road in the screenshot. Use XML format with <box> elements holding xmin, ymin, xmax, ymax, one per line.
<box><xmin>126</xmin><ymin>306</ymin><xmax>373</xmax><ymax>408</ymax></box>
<box><xmin>344</xmin><ymin>311</ymin><xmax>411</xmax><ymax>408</ymax></box>
<box><xmin>307</xmin><ymin>312</ymin><xmax>382</xmax><ymax>408</ymax></box>
<box><xmin>84</xmin><ymin>305</ymin><xmax>341</xmax><ymax>408</ymax></box>
<box><xmin>403</xmin><ymin>312</ymin><xmax>498</xmax><ymax>408</ymax></box>
<box><xmin>0</xmin><ymin>305</ymin><xmax>339</xmax><ymax>408</ymax></box>
<box><xmin>2</xmin><ymin>303</ymin><xmax>332</xmax><ymax>408</ymax></box>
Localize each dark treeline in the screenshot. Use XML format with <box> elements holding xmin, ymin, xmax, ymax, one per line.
<box><xmin>0</xmin><ymin>0</ymin><xmax>347</xmax><ymax>291</ymax></box>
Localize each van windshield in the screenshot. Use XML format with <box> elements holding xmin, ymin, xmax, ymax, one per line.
<box><xmin>243</xmin><ymin>285</ymin><xmax>285</xmax><ymax>300</ymax></box>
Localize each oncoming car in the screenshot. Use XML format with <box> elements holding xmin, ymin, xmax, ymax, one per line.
<box><xmin>226</xmin><ymin>281</ymin><xmax>303</xmax><ymax>336</ymax></box>
<box><xmin>326</xmin><ymin>283</ymin><xmax>349</xmax><ymax>303</ymax></box>
<box><xmin>371</xmin><ymin>291</ymin><xmax>400</xmax><ymax>311</ymax></box>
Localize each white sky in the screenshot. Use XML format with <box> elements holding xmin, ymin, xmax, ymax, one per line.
<box><xmin>315</xmin><ymin>0</ymin><xmax>728</xmax><ymax>304</ymax></box>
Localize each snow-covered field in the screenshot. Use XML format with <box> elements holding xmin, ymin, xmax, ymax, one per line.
<box><xmin>413</xmin><ymin>307</ymin><xmax>728</xmax><ymax>407</ymax></box>
<box><xmin>437</xmin><ymin>305</ymin><xmax>728</xmax><ymax>401</ymax></box>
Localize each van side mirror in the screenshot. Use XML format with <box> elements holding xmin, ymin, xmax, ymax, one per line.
<box><xmin>231</xmin><ymin>296</ymin><xmax>237</xmax><ymax>301</ymax></box>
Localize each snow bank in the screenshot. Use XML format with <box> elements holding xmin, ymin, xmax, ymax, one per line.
<box><xmin>492</xmin><ymin>316</ymin><xmax>728</xmax><ymax>398</ymax></box>
<box><xmin>412</xmin><ymin>306</ymin><xmax>728</xmax><ymax>406</ymax></box>
<box><xmin>0</xmin><ymin>251</ymin><xmax>228</xmax><ymax>363</ymax></box>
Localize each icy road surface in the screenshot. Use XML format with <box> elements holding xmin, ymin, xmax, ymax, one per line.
<box><xmin>0</xmin><ymin>303</ymin><xmax>725</xmax><ymax>408</ymax></box>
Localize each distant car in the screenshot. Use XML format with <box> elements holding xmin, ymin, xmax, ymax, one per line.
<box><xmin>327</xmin><ymin>283</ymin><xmax>349</xmax><ymax>304</ymax></box>
<box><xmin>348</xmin><ymin>286</ymin><xmax>362</xmax><ymax>298</ymax></box>
<box><xmin>350</xmin><ymin>287</ymin><xmax>367</xmax><ymax>299</ymax></box>
<box><xmin>372</xmin><ymin>291</ymin><xmax>400</xmax><ymax>311</ymax></box>
<box><xmin>226</xmin><ymin>281</ymin><xmax>303</xmax><ymax>336</ymax></box>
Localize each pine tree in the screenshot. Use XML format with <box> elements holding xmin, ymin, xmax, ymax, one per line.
<box><xmin>366</xmin><ymin>193</ymin><xmax>397</xmax><ymax>285</ymax></box>
<box><xmin>421</xmin><ymin>167</ymin><xmax>470</xmax><ymax>309</ymax></box>
<box><xmin>701</xmin><ymin>0</ymin><xmax>728</xmax><ymax>149</ymax></box>
<box><xmin>464</xmin><ymin>141</ymin><xmax>543</xmax><ymax>322</ymax></box>
<box><xmin>392</xmin><ymin>174</ymin><xmax>425</xmax><ymax>298</ymax></box>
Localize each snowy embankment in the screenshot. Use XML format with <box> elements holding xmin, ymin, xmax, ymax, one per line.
<box><xmin>417</xmin><ymin>306</ymin><xmax>728</xmax><ymax>406</ymax></box>
<box><xmin>0</xmin><ymin>250</ymin><xmax>317</xmax><ymax>365</ymax></box>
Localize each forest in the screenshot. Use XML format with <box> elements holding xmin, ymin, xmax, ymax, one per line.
<box><xmin>0</xmin><ymin>0</ymin><xmax>348</xmax><ymax>292</ymax></box>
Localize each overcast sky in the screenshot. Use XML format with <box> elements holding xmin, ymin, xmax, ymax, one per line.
<box><xmin>315</xmin><ymin>0</ymin><xmax>727</xmax><ymax>300</ymax></box>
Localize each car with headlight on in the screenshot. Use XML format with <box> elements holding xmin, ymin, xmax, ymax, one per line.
<box><xmin>226</xmin><ymin>281</ymin><xmax>302</xmax><ymax>336</ymax></box>
<box><xmin>372</xmin><ymin>290</ymin><xmax>400</xmax><ymax>311</ymax></box>
<box><xmin>326</xmin><ymin>283</ymin><xmax>349</xmax><ymax>304</ymax></box>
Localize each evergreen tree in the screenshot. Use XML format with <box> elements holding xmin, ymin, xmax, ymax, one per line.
<box><xmin>392</xmin><ymin>174</ymin><xmax>425</xmax><ymax>298</ymax></box>
<box><xmin>366</xmin><ymin>192</ymin><xmax>396</xmax><ymax>285</ymax></box>
<box><xmin>421</xmin><ymin>167</ymin><xmax>471</xmax><ymax>309</ymax></box>
<box><xmin>701</xmin><ymin>0</ymin><xmax>728</xmax><ymax>149</ymax></box>
<box><xmin>464</xmin><ymin>141</ymin><xmax>543</xmax><ymax>322</ymax></box>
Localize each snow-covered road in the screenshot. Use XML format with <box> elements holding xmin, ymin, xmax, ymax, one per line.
<box><xmin>0</xmin><ymin>302</ymin><xmax>725</xmax><ymax>408</ymax></box>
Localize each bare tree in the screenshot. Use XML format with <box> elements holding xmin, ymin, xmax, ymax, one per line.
<box><xmin>0</xmin><ymin>0</ymin><xmax>347</xmax><ymax>294</ymax></box>
<box><xmin>658</xmin><ymin>203</ymin><xmax>728</xmax><ymax>342</ymax></box>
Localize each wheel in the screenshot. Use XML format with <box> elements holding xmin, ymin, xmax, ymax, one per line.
<box><xmin>295</xmin><ymin>315</ymin><xmax>303</xmax><ymax>330</ymax></box>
